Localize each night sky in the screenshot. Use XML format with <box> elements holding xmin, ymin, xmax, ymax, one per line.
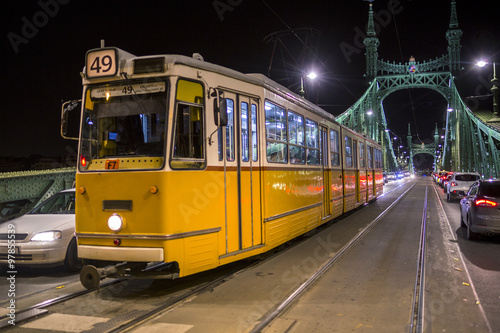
<box><xmin>1</xmin><ymin>0</ymin><xmax>497</xmax><ymax>161</ymax></box>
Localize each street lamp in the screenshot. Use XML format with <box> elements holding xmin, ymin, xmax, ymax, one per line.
<box><xmin>476</xmin><ymin>60</ymin><xmax>500</xmax><ymax>122</ymax></box>
<box><xmin>299</xmin><ymin>71</ymin><xmax>317</xmax><ymax>98</ymax></box>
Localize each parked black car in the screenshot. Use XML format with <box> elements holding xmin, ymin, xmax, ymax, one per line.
<box><xmin>460</xmin><ymin>180</ymin><xmax>500</xmax><ymax>240</ymax></box>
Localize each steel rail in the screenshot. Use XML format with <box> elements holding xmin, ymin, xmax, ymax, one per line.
<box><xmin>0</xmin><ymin>262</ymin><xmax>171</xmax><ymax>329</ymax></box>
<box><xmin>409</xmin><ymin>186</ymin><xmax>428</xmax><ymax>333</ymax></box>
<box><xmin>250</xmin><ymin>180</ymin><xmax>418</xmax><ymax>333</ymax></box>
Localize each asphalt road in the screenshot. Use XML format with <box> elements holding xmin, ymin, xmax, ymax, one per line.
<box><xmin>2</xmin><ymin>176</ymin><xmax>499</xmax><ymax>333</ymax></box>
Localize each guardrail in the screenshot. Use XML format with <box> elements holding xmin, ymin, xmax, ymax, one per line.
<box><xmin>0</xmin><ymin>167</ymin><xmax>76</xmax><ymax>221</ymax></box>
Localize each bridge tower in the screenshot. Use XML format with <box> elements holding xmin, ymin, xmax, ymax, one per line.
<box><xmin>407</xmin><ymin>123</ymin><xmax>441</xmax><ymax>173</ymax></box>
<box><xmin>336</xmin><ymin>0</ymin><xmax>465</xmax><ymax>173</ymax></box>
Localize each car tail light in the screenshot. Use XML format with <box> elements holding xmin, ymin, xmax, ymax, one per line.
<box><xmin>450</xmin><ymin>182</ymin><xmax>458</xmax><ymax>187</ymax></box>
<box><xmin>475</xmin><ymin>199</ymin><xmax>498</xmax><ymax>207</ymax></box>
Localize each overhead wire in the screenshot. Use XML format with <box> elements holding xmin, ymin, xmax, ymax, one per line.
<box><xmin>261</xmin><ymin>0</ymin><xmax>358</xmax><ymax>100</ymax></box>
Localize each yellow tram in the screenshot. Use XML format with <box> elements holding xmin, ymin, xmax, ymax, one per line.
<box><xmin>68</xmin><ymin>45</ymin><xmax>383</xmax><ymax>289</ymax></box>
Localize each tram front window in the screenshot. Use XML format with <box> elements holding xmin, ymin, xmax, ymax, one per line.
<box><xmin>80</xmin><ymin>81</ymin><xmax>167</xmax><ymax>171</ymax></box>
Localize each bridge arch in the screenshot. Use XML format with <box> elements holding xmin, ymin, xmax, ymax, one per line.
<box><xmin>335</xmin><ymin>1</ymin><xmax>500</xmax><ymax>178</ymax></box>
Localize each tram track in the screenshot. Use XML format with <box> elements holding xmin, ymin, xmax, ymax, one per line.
<box><xmin>0</xmin><ymin>263</ymin><xmax>171</xmax><ymax>329</ymax></box>
<box><xmin>2</xmin><ymin>179</ymin><xmax>433</xmax><ymax>333</ymax></box>
<box><xmin>250</xmin><ymin>179</ymin><xmax>421</xmax><ymax>332</ymax></box>
<box><xmin>409</xmin><ymin>186</ymin><xmax>428</xmax><ymax>333</ymax></box>
<box><xmin>0</xmin><ymin>249</ymin><xmax>282</xmax><ymax>332</ymax></box>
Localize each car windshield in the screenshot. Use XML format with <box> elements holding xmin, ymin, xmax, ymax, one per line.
<box><xmin>482</xmin><ymin>183</ymin><xmax>500</xmax><ymax>197</ymax></box>
<box><xmin>30</xmin><ymin>191</ymin><xmax>75</xmax><ymax>214</ymax></box>
<box><xmin>456</xmin><ymin>174</ymin><xmax>480</xmax><ymax>181</ymax></box>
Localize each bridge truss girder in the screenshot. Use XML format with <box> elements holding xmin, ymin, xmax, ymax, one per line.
<box><xmin>449</xmin><ymin>94</ymin><xmax>500</xmax><ymax>178</ymax></box>
<box><xmin>335</xmin><ymin>71</ymin><xmax>500</xmax><ymax>177</ymax></box>
<box><xmin>0</xmin><ymin>168</ymin><xmax>75</xmax><ymax>221</ymax></box>
<box><xmin>336</xmin><ymin>72</ymin><xmax>455</xmax><ymax>172</ymax></box>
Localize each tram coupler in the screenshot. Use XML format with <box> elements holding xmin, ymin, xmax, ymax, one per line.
<box><xmin>80</xmin><ymin>262</ymin><xmax>129</xmax><ymax>290</ymax></box>
<box><xmin>80</xmin><ymin>262</ymin><xmax>180</xmax><ymax>290</ymax></box>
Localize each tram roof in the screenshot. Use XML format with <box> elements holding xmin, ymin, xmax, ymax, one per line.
<box><xmin>84</xmin><ymin>47</ymin><xmax>337</xmax><ymax>123</ymax></box>
<box><xmin>143</xmin><ymin>53</ymin><xmax>336</xmax><ymax>123</ymax></box>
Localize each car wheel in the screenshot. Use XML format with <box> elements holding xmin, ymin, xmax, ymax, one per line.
<box><xmin>466</xmin><ymin>217</ymin><xmax>479</xmax><ymax>241</ymax></box>
<box><xmin>65</xmin><ymin>238</ymin><xmax>83</xmax><ymax>272</ymax></box>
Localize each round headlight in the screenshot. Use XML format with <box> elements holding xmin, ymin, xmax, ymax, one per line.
<box><xmin>108</xmin><ymin>214</ymin><xmax>124</xmax><ymax>232</ymax></box>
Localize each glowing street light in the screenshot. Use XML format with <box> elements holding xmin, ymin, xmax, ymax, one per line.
<box><xmin>299</xmin><ymin>71</ymin><xmax>317</xmax><ymax>98</ymax></box>
<box><xmin>307</xmin><ymin>72</ymin><xmax>317</xmax><ymax>80</ymax></box>
<box><xmin>476</xmin><ymin>60</ymin><xmax>487</xmax><ymax>68</ymax></box>
<box><xmin>476</xmin><ymin>60</ymin><xmax>499</xmax><ymax>122</ymax></box>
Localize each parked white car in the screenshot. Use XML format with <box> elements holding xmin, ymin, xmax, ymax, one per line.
<box><xmin>446</xmin><ymin>172</ymin><xmax>481</xmax><ymax>201</ymax></box>
<box><xmin>0</xmin><ymin>188</ymin><xmax>81</xmax><ymax>271</ymax></box>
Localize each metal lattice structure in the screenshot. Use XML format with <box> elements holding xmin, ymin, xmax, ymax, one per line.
<box><xmin>0</xmin><ymin>168</ymin><xmax>75</xmax><ymax>221</ymax></box>
<box><xmin>336</xmin><ymin>1</ymin><xmax>500</xmax><ymax>178</ymax></box>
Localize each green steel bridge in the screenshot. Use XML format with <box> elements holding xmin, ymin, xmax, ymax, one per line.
<box><xmin>1</xmin><ymin>1</ymin><xmax>498</xmax><ymax>221</ymax></box>
<box><xmin>0</xmin><ymin>168</ymin><xmax>75</xmax><ymax>222</ymax></box>
<box><xmin>336</xmin><ymin>0</ymin><xmax>500</xmax><ymax>178</ymax></box>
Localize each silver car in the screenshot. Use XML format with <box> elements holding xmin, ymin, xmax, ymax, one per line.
<box><xmin>460</xmin><ymin>180</ymin><xmax>500</xmax><ymax>240</ymax></box>
<box><xmin>446</xmin><ymin>172</ymin><xmax>481</xmax><ymax>201</ymax></box>
<box><xmin>0</xmin><ymin>188</ymin><xmax>81</xmax><ymax>271</ymax></box>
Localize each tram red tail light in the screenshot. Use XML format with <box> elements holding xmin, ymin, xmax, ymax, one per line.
<box><xmin>80</xmin><ymin>155</ymin><xmax>88</xmax><ymax>167</ymax></box>
<box><xmin>475</xmin><ymin>199</ymin><xmax>498</xmax><ymax>207</ymax></box>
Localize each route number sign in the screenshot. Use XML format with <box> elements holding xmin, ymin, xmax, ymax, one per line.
<box><xmin>86</xmin><ymin>48</ymin><xmax>118</xmax><ymax>78</ymax></box>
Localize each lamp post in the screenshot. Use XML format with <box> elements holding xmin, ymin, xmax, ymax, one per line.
<box><xmin>476</xmin><ymin>61</ymin><xmax>500</xmax><ymax>122</ymax></box>
<box><xmin>299</xmin><ymin>72</ymin><xmax>317</xmax><ymax>98</ymax></box>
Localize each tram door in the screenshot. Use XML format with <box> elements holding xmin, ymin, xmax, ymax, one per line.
<box><xmin>222</xmin><ymin>92</ymin><xmax>262</xmax><ymax>255</ymax></box>
<box><xmin>320</xmin><ymin>126</ymin><xmax>330</xmax><ymax>218</ymax></box>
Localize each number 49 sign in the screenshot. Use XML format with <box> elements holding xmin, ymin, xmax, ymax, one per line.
<box><xmin>86</xmin><ymin>48</ymin><xmax>118</xmax><ymax>78</ymax></box>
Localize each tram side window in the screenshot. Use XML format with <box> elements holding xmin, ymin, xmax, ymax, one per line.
<box><xmin>171</xmin><ymin>79</ymin><xmax>205</xmax><ymax>169</ymax></box>
<box><xmin>367</xmin><ymin>146</ymin><xmax>374</xmax><ymax>169</ymax></box>
<box><xmin>345</xmin><ymin>136</ymin><xmax>352</xmax><ymax>167</ymax></box>
<box><xmin>265</xmin><ymin>101</ymin><xmax>287</xmax><ymax>163</ymax></box>
<box><xmin>330</xmin><ymin>129</ymin><xmax>340</xmax><ymax>167</ymax></box>
<box><xmin>288</xmin><ymin>111</ymin><xmax>306</xmax><ymax>164</ymax></box>
<box><xmin>172</xmin><ymin>104</ymin><xmax>203</xmax><ymax>158</ymax></box>
<box><xmin>241</xmin><ymin>102</ymin><xmax>250</xmax><ymax>162</ymax></box>
<box><xmin>359</xmin><ymin>142</ymin><xmax>365</xmax><ymax>168</ymax></box>
<box><xmin>306</xmin><ymin>119</ymin><xmax>319</xmax><ymax>165</ymax></box>
<box><xmin>352</xmin><ymin>140</ymin><xmax>358</xmax><ymax>168</ymax></box>
<box><xmin>226</xmin><ymin>99</ymin><xmax>235</xmax><ymax>161</ymax></box>
<box><xmin>375</xmin><ymin>148</ymin><xmax>383</xmax><ymax>169</ymax></box>
<box><xmin>251</xmin><ymin>104</ymin><xmax>258</xmax><ymax>162</ymax></box>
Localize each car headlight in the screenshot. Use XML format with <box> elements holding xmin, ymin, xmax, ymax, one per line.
<box><xmin>31</xmin><ymin>231</ymin><xmax>62</xmax><ymax>242</ymax></box>
<box><xmin>108</xmin><ymin>213</ymin><xmax>124</xmax><ymax>232</ymax></box>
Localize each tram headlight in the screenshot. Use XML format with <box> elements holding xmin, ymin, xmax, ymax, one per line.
<box><xmin>108</xmin><ymin>213</ymin><xmax>124</xmax><ymax>232</ymax></box>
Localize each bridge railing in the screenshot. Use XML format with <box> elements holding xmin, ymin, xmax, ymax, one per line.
<box><xmin>0</xmin><ymin>167</ymin><xmax>76</xmax><ymax>222</ymax></box>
